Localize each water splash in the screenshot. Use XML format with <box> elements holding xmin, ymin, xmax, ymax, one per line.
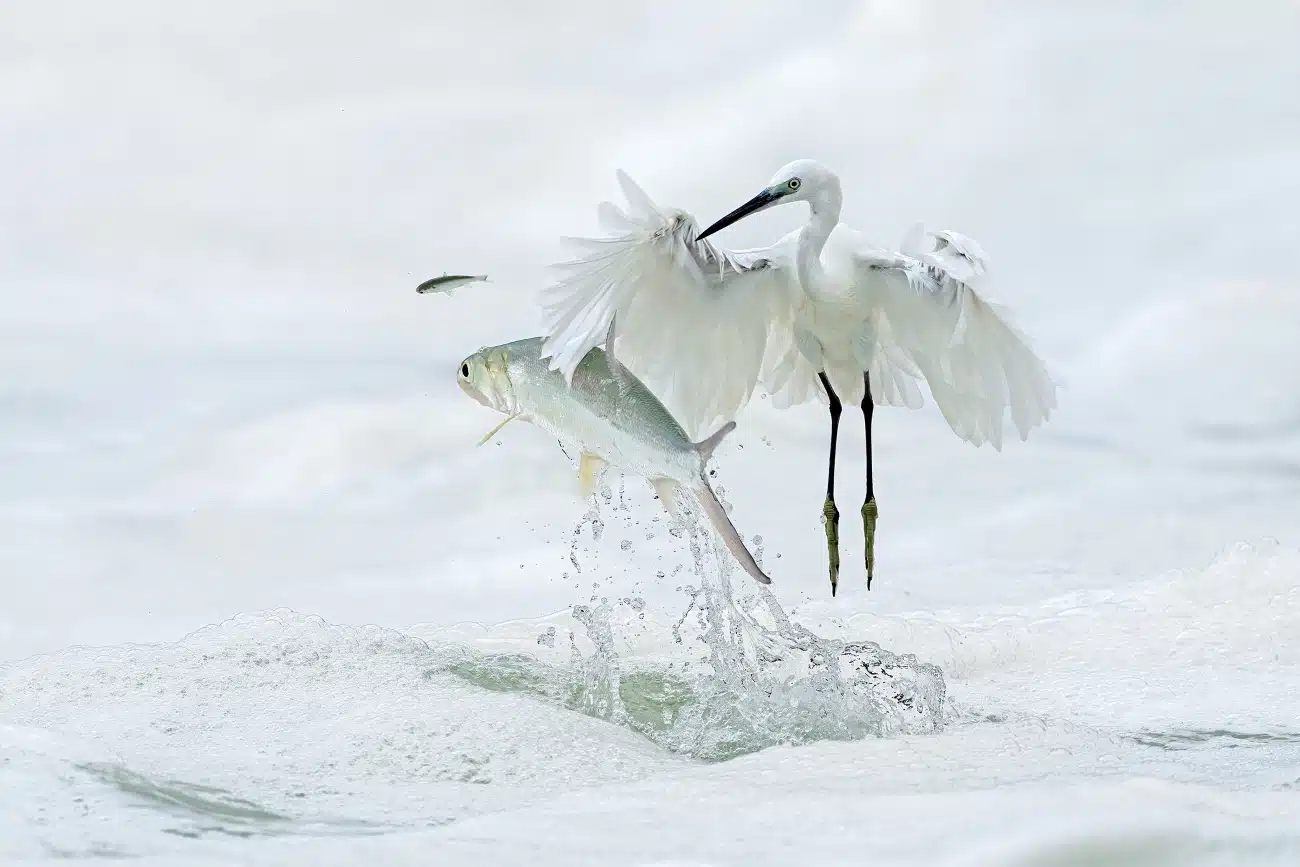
<box><xmin>453</xmin><ymin>481</ymin><xmax>947</xmax><ymax>761</ymax></box>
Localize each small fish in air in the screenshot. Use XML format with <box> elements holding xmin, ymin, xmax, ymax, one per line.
<box><xmin>455</xmin><ymin>321</ymin><xmax>771</xmax><ymax>586</ymax></box>
<box><xmin>416</xmin><ymin>274</ymin><xmax>490</xmax><ymax>295</ymax></box>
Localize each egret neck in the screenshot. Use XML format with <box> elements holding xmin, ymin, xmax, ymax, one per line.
<box><xmin>794</xmin><ymin>179</ymin><xmax>842</xmax><ymax>301</ymax></box>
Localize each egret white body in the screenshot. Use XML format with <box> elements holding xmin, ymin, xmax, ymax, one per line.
<box><xmin>539</xmin><ymin>160</ymin><xmax>1057</xmax><ymax>594</ymax></box>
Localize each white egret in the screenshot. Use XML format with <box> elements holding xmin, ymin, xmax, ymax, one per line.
<box><xmin>539</xmin><ymin>160</ymin><xmax>1057</xmax><ymax>595</ymax></box>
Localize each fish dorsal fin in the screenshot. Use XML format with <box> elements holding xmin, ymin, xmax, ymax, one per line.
<box><xmin>694</xmin><ymin>420</ymin><xmax>736</xmax><ymax>462</ymax></box>
<box><xmin>604</xmin><ymin>314</ymin><xmax>623</xmax><ymax>375</ymax></box>
<box><xmin>604</xmin><ymin>313</ymin><xmax>636</xmax><ymax>397</ymax></box>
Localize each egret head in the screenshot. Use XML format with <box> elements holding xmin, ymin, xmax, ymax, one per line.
<box><xmin>696</xmin><ymin>159</ymin><xmax>840</xmax><ymax>241</ymax></box>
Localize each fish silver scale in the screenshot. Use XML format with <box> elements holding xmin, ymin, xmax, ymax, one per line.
<box><xmin>511</xmin><ymin>339</ymin><xmax>700</xmax><ymax>482</ymax></box>
<box><xmin>457</xmin><ymin>337</ymin><xmax>770</xmax><ymax>585</ymax></box>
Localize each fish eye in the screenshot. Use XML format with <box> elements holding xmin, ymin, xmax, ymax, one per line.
<box><xmin>788</xmin><ymin>178</ymin><xmax>801</xmax><ymax>190</ymax></box>
<box><xmin>460</xmin><ymin>363</ymin><xmax>469</xmax><ymax>377</ymax></box>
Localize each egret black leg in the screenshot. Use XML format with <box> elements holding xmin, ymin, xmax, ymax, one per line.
<box><xmin>861</xmin><ymin>372</ymin><xmax>878</xmax><ymax>590</ymax></box>
<box><xmin>818</xmin><ymin>372</ymin><xmax>842</xmax><ymax>596</ymax></box>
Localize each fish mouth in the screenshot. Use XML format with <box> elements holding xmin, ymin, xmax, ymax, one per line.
<box><xmin>456</xmin><ymin>376</ymin><xmax>492</xmax><ymax>409</ymax></box>
<box><xmin>455</xmin><ymin>358</ymin><xmax>495</xmax><ymax>410</ymax></box>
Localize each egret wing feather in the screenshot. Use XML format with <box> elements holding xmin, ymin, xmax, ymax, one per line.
<box><xmin>930</xmin><ymin>229</ymin><xmax>990</xmax><ymax>284</ymax></box>
<box><xmin>540</xmin><ymin>171</ymin><xmax>798</xmax><ymax>437</ymax></box>
<box><xmin>758</xmin><ymin>319</ymin><xmax>825</xmax><ymax>410</ymax></box>
<box><xmin>852</xmin><ymin>237</ymin><xmax>1057</xmax><ymax>449</ymax></box>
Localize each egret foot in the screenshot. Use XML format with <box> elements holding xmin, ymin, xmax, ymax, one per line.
<box><xmin>862</xmin><ymin>497</ymin><xmax>878</xmax><ymax>590</ymax></box>
<box><xmin>822</xmin><ymin>497</ymin><xmax>841</xmax><ymax>596</ymax></box>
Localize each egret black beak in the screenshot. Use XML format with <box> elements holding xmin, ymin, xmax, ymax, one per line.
<box><xmin>696</xmin><ymin>188</ymin><xmax>784</xmax><ymax>242</ymax></box>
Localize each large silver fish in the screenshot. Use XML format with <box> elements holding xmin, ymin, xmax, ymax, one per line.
<box><xmin>455</xmin><ymin>327</ymin><xmax>771</xmax><ymax>585</ymax></box>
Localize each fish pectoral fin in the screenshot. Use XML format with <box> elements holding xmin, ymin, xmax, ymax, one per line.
<box><xmin>649</xmin><ymin>478</ymin><xmax>682</xmax><ymax>521</ymax></box>
<box><xmin>579</xmin><ymin>453</ymin><xmax>608</xmax><ymax>499</ymax></box>
<box><xmin>477</xmin><ymin>413</ymin><xmax>520</xmax><ymax>446</ymax></box>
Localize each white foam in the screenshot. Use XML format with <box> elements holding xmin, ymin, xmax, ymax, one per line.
<box><xmin>0</xmin><ymin>609</ymin><xmax>683</xmax><ymax>851</ymax></box>
<box><xmin>5</xmin><ymin>542</ymin><xmax>1300</xmax><ymax>861</ymax></box>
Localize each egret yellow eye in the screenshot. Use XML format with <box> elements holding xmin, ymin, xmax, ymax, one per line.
<box><xmin>788</xmin><ymin>178</ymin><xmax>801</xmax><ymax>190</ymax></box>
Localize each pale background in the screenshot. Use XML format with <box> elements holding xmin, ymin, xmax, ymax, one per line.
<box><xmin>2</xmin><ymin>2</ymin><xmax>1300</xmax><ymax>861</ymax></box>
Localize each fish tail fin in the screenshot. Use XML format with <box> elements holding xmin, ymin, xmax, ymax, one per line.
<box><xmin>693</xmin><ymin>420</ymin><xmax>736</xmax><ymax>462</ymax></box>
<box><xmin>692</xmin><ymin>477</ymin><xmax>770</xmax><ymax>585</ymax></box>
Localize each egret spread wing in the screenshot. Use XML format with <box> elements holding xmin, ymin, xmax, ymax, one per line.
<box><xmin>757</xmin><ymin>311</ymin><xmax>826</xmax><ymax>411</ymax></box>
<box><xmin>852</xmin><ymin>231</ymin><xmax>1057</xmax><ymax>449</ymax></box>
<box><xmin>539</xmin><ymin>170</ymin><xmax>798</xmax><ymax>437</ymax></box>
